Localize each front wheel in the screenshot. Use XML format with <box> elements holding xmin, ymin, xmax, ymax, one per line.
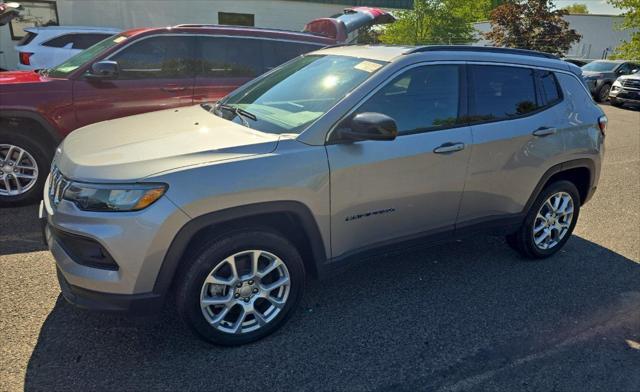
<box><xmin>594</xmin><ymin>83</ymin><xmax>611</xmax><ymax>103</ymax></box>
<box><xmin>506</xmin><ymin>181</ymin><xmax>581</xmax><ymax>259</ymax></box>
<box><xmin>0</xmin><ymin>130</ymin><xmax>52</xmax><ymax>207</ymax></box>
<box><xmin>176</xmin><ymin>230</ymin><xmax>305</xmax><ymax>345</ymax></box>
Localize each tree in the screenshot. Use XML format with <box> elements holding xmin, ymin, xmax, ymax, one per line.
<box><xmin>562</xmin><ymin>3</ymin><xmax>589</xmax><ymax>14</ymax></box>
<box><xmin>379</xmin><ymin>0</ymin><xmax>491</xmax><ymax>46</ymax></box>
<box><xmin>484</xmin><ymin>0</ymin><xmax>581</xmax><ymax>56</ymax></box>
<box><xmin>608</xmin><ymin>0</ymin><xmax>640</xmax><ymax>60</ymax></box>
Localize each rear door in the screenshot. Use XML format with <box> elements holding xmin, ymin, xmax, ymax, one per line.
<box><xmin>193</xmin><ymin>36</ymin><xmax>324</xmax><ymax>103</ymax></box>
<box><xmin>73</xmin><ymin>35</ymin><xmax>196</xmax><ymax>128</ymax></box>
<box><xmin>456</xmin><ymin>64</ymin><xmax>565</xmax><ymax>226</ymax></box>
<box><xmin>326</xmin><ymin>63</ymin><xmax>472</xmax><ymax>257</ymax></box>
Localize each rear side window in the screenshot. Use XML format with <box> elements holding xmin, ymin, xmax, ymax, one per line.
<box><xmin>352</xmin><ymin>64</ymin><xmax>462</xmax><ymax>134</ymax></box>
<box><xmin>199</xmin><ymin>37</ymin><xmax>263</xmax><ymax>78</ymax></box>
<box><xmin>111</xmin><ymin>36</ymin><xmax>196</xmax><ymax>79</ymax></box>
<box><xmin>42</xmin><ymin>33</ymin><xmax>76</xmax><ymax>48</ymax></box>
<box><xmin>536</xmin><ymin>70</ymin><xmax>561</xmax><ymax>106</ymax></box>
<box><xmin>469</xmin><ymin>65</ymin><xmax>538</xmax><ymax>123</ymax></box>
<box><xmin>17</xmin><ymin>32</ymin><xmax>38</xmax><ymax>46</ymax></box>
<box><xmin>72</xmin><ymin>33</ymin><xmax>113</xmax><ymax>50</ymax></box>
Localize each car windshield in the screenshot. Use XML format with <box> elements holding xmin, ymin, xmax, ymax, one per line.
<box><xmin>212</xmin><ymin>54</ymin><xmax>387</xmax><ymax>135</ymax></box>
<box><xmin>582</xmin><ymin>61</ymin><xmax>619</xmax><ymax>72</ymax></box>
<box><xmin>47</xmin><ymin>34</ymin><xmax>125</xmax><ymax>78</ymax></box>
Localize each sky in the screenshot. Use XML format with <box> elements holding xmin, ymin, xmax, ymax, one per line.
<box><xmin>554</xmin><ymin>0</ymin><xmax>623</xmax><ymax>15</ymax></box>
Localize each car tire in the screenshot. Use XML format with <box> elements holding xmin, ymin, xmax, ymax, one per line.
<box><xmin>506</xmin><ymin>180</ymin><xmax>581</xmax><ymax>259</ymax></box>
<box><xmin>594</xmin><ymin>83</ymin><xmax>611</xmax><ymax>103</ymax></box>
<box><xmin>610</xmin><ymin>98</ymin><xmax>623</xmax><ymax>107</ymax></box>
<box><xmin>0</xmin><ymin>129</ymin><xmax>52</xmax><ymax>207</ymax></box>
<box><xmin>175</xmin><ymin>229</ymin><xmax>305</xmax><ymax>346</ymax></box>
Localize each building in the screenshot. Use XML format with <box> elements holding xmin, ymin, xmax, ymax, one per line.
<box><xmin>0</xmin><ymin>0</ymin><xmax>412</xmax><ymax>70</ymax></box>
<box><xmin>473</xmin><ymin>14</ymin><xmax>634</xmax><ymax>60</ymax></box>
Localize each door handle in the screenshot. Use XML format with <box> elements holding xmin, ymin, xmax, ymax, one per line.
<box><xmin>433</xmin><ymin>142</ymin><xmax>465</xmax><ymax>154</ymax></box>
<box><xmin>162</xmin><ymin>86</ymin><xmax>186</xmax><ymax>92</ymax></box>
<box><xmin>532</xmin><ymin>127</ymin><xmax>557</xmax><ymax>137</ymax></box>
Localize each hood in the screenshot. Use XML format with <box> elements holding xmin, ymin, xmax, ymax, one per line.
<box><xmin>56</xmin><ymin>105</ymin><xmax>281</xmax><ymax>182</ymax></box>
<box><xmin>0</xmin><ymin>70</ymin><xmax>49</xmax><ymax>84</ymax></box>
<box><xmin>616</xmin><ymin>73</ymin><xmax>640</xmax><ymax>81</ymax></box>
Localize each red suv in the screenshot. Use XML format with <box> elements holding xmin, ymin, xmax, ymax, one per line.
<box><xmin>0</xmin><ymin>7</ymin><xmax>394</xmax><ymax>205</ymax></box>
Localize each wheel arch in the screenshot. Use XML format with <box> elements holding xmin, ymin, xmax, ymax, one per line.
<box><xmin>0</xmin><ymin>110</ymin><xmax>62</xmax><ymax>151</ymax></box>
<box><xmin>153</xmin><ymin>201</ymin><xmax>328</xmax><ymax>297</ymax></box>
<box><xmin>525</xmin><ymin>158</ymin><xmax>596</xmax><ymax>213</ymax></box>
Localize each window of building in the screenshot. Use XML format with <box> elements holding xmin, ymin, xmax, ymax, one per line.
<box><xmin>9</xmin><ymin>0</ymin><xmax>59</xmax><ymax>40</ymax></box>
<box><xmin>218</xmin><ymin>12</ymin><xmax>255</xmax><ymax>27</ymax></box>
<box><xmin>351</xmin><ymin>64</ymin><xmax>462</xmax><ymax>134</ymax></box>
<box><xmin>469</xmin><ymin>65</ymin><xmax>538</xmax><ymax>123</ymax></box>
<box><xmin>111</xmin><ymin>36</ymin><xmax>196</xmax><ymax>79</ymax></box>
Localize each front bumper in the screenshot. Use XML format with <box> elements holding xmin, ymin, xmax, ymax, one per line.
<box><xmin>41</xmin><ymin>175</ymin><xmax>190</xmax><ymax>313</ymax></box>
<box><xmin>609</xmin><ymin>87</ymin><xmax>640</xmax><ymax>104</ymax></box>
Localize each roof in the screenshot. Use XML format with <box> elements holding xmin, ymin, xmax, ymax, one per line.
<box><xmin>314</xmin><ymin>45</ymin><xmax>410</xmax><ymax>61</ymax></box>
<box><xmin>25</xmin><ymin>25</ymin><xmax>121</xmax><ymax>32</ymax></box>
<box><xmin>286</xmin><ymin>0</ymin><xmax>413</xmax><ymax>9</ymax></box>
<box><xmin>120</xmin><ymin>25</ymin><xmax>335</xmax><ymax>45</ymax></box>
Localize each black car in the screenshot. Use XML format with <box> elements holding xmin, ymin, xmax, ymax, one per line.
<box><xmin>582</xmin><ymin>60</ymin><xmax>640</xmax><ymax>102</ymax></box>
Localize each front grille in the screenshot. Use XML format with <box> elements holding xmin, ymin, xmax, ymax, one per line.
<box><xmin>48</xmin><ymin>166</ymin><xmax>70</xmax><ymax>207</ymax></box>
<box><xmin>622</xmin><ymin>79</ymin><xmax>640</xmax><ymax>89</ymax></box>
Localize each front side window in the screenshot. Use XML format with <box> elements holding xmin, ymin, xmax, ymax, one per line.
<box><xmin>215</xmin><ymin>54</ymin><xmax>387</xmax><ymax>134</ymax></box>
<box><xmin>346</xmin><ymin>64</ymin><xmax>462</xmax><ymax>134</ymax></box>
<box><xmin>469</xmin><ymin>65</ymin><xmax>538</xmax><ymax>123</ymax></box>
<box><xmin>47</xmin><ymin>34</ymin><xmax>127</xmax><ymax>78</ymax></box>
<box><xmin>111</xmin><ymin>36</ymin><xmax>196</xmax><ymax>79</ymax></box>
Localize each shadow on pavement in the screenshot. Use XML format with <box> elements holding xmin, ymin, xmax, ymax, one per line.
<box><xmin>0</xmin><ymin>204</ymin><xmax>45</xmax><ymax>255</ymax></box>
<box><xmin>24</xmin><ymin>235</ymin><xmax>640</xmax><ymax>391</ymax></box>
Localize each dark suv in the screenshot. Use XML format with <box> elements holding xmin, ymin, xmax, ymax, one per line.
<box><xmin>581</xmin><ymin>60</ymin><xmax>640</xmax><ymax>102</ymax></box>
<box><xmin>0</xmin><ymin>7</ymin><xmax>394</xmax><ymax>206</ymax></box>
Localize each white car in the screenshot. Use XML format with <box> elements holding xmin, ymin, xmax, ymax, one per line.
<box><xmin>15</xmin><ymin>25</ymin><xmax>120</xmax><ymax>70</ymax></box>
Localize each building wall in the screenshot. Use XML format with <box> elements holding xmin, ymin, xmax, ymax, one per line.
<box><xmin>0</xmin><ymin>0</ymin><xmax>377</xmax><ymax>70</ymax></box>
<box><xmin>473</xmin><ymin>15</ymin><xmax>633</xmax><ymax>60</ymax></box>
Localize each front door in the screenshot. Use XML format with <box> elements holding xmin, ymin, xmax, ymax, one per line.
<box><xmin>73</xmin><ymin>35</ymin><xmax>196</xmax><ymax>129</ymax></box>
<box><xmin>326</xmin><ymin>64</ymin><xmax>471</xmax><ymax>258</ymax></box>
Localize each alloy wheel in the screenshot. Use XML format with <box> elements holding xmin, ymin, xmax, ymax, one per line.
<box><xmin>532</xmin><ymin>191</ymin><xmax>574</xmax><ymax>250</ymax></box>
<box><xmin>200</xmin><ymin>250</ymin><xmax>290</xmax><ymax>335</ymax></box>
<box><xmin>0</xmin><ymin>144</ymin><xmax>39</xmax><ymax>196</ymax></box>
<box><xmin>599</xmin><ymin>85</ymin><xmax>611</xmax><ymax>102</ymax></box>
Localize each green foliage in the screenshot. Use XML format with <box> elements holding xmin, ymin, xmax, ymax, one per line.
<box><xmin>562</xmin><ymin>3</ymin><xmax>589</xmax><ymax>14</ymax></box>
<box><xmin>484</xmin><ymin>0</ymin><xmax>581</xmax><ymax>56</ymax></box>
<box><xmin>608</xmin><ymin>0</ymin><xmax>640</xmax><ymax>60</ymax></box>
<box><xmin>379</xmin><ymin>0</ymin><xmax>491</xmax><ymax>46</ymax></box>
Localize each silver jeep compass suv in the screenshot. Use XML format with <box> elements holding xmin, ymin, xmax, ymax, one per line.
<box><xmin>41</xmin><ymin>45</ymin><xmax>606</xmax><ymax>345</ymax></box>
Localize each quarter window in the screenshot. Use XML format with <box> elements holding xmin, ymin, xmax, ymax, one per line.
<box><xmin>469</xmin><ymin>65</ymin><xmax>538</xmax><ymax>123</ymax></box>
<box><xmin>72</xmin><ymin>33</ymin><xmax>113</xmax><ymax>50</ymax></box>
<box><xmin>350</xmin><ymin>64</ymin><xmax>462</xmax><ymax>134</ymax></box>
<box><xmin>536</xmin><ymin>70</ymin><xmax>561</xmax><ymax>106</ymax></box>
<box><xmin>42</xmin><ymin>33</ymin><xmax>75</xmax><ymax>48</ymax></box>
<box><xmin>111</xmin><ymin>36</ymin><xmax>196</xmax><ymax>79</ymax></box>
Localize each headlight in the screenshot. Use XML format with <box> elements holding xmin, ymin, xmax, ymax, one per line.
<box><xmin>62</xmin><ymin>182</ymin><xmax>167</xmax><ymax>212</ymax></box>
<box><xmin>612</xmin><ymin>80</ymin><xmax>622</xmax><ymax>87</ymax></box>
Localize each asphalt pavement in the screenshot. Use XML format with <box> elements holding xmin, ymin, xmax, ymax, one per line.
<box><xmin>0</xmin><ymin>104</ymin><xmax>638</xmax><ymax>391</ymax></box>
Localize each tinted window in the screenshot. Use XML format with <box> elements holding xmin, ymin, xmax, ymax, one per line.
<box><xmin>469</xmin><ymin>65</ymin><xmax>538</xmax><ymax>122</ymax></box>
<box><xmin>17</xmin><ymin>31</ymin><xmax>38</xmax><ymax>46</ymax></box>
<box><xmin>582</xmin><ymin>61</ymin><xmax>618</xmax><ymax>72</ymax></box>
<box><xmin>42</xmin><ymin>33</ymin><xmax>75</xmax><ymax>48</ymax></box>
<box><xmin>262</xmin><ymin>40</ymin><xmax>323</xmax><ymax>71</ymax></box>
<box><xmin>73</xmin><ymin>33</ymin><xmax>113</xmax><ymax>50</ymax></box>
<box><xmin>537</xmin><ymin>70</ymin><xmax>561</xmax><ymax>106</ymax></box>
<box><xmin>199</xmin><ymin>37</ymin><xmax>262</xmax><ymax>77</ymax></box>
<box><xmin>112</xmin><ymin>36</ymin><xmax>195</xmax><ymax>79</ymax></box>
<box><xmin>352</xmin><ymin>65</ymin><xmax>461</xmax><ymax>134</ymax></box>
<box><xmin>218</xmin><ymin>12</ymin><xmax>254</xmax><ymax>26</ymax></box>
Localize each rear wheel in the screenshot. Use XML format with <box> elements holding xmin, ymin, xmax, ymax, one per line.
<box><xmin>0</xmin><ymin>130</ymin><xmax>52</xmax><ymax>206</ymax></box>
<box><xmin>176</xmin><ymin>229</ymin><xmax>305</xmax><ymax>345</ymax></box>
<box><xmin>506</xmin><ymin>181</ymin><xmax>580</xmax><ymax>259</ymax></box>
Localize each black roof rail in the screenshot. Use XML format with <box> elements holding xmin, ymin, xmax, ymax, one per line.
<box><xmin>405</xmin><ymin>45</ymin><xmax>559</xmax><ymax>60</ymax></box>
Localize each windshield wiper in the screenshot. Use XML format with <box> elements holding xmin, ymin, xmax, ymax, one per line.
<box><xmin>215</xmin><ymin>103</ymin><xmax>257</xmax><ymax>128</ymax></box>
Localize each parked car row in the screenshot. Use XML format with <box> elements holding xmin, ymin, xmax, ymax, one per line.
<box><xmin>40</xmin><ymin>45</ymin><xmax>605</xmax><ymax>345</ymax></box>
<box><xmin>0</xmin><ymin>7</ymin><xmax>395</xmax><ymax>205</ymax></box>
<box><xmin>580</xmin><ymin>60</ymin><xmax>640</xmax><ymax>103</ymax></box>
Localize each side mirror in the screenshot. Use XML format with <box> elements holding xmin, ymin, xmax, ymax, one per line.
<box><xmin>86</xmin><ymin>60</ymin><xmax>119</xmax><ymax>80</ymax></box>
<box><xmin>338</xmin><ymin>112</ymin><xmax>398</xmax><ymax>142</ymax></box>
